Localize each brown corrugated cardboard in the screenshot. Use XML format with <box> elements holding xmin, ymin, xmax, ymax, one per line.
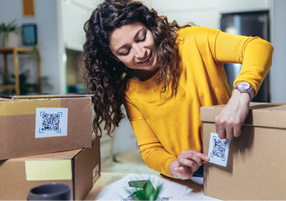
<box><xmin>201</xmin><ymin>103</ymin><xmax>286</xmax><ymax>200</ymax></box>
<box><xmin>0</xmin><ymin>137</ymin><xmax>101</xmax><ymax>200</ymax></box>
<box><xmin>0</xmin><ymin>94</ymin><xmax>93</xmax><ymax>160</ymax></box>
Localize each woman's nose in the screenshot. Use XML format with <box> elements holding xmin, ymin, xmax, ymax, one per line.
<box><xmin>134</xmin><ymin>44</ymin><xmax>146</xmax><ymax>59</ymax></box>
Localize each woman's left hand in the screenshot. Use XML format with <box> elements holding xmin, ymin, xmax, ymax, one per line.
<box><xmin>214</xmin><ymin>89</ymin><xmax>251</xmax><ymax>140</ymax></box>
<box><xmin>169</xmin><ymin>150</ymin><xmax>209</xmax><ymax>180</ymax></box>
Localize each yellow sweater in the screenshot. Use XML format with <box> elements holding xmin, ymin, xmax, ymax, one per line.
<box><xmin>124</xmin><ymin>26</ymin><xmax>273</xmax><ymax>177</ymax></box>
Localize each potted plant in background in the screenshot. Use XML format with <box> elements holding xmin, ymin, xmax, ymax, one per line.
<box><xmin>0</xmin><ymin>19</ymin><xmax>21</xmax><ymax>47</ymax></box>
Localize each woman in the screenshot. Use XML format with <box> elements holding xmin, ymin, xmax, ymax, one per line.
<box><xmin>81</xmin><ymin>0</ymin><xmax>274</xmax><ymax>180</ymax></box>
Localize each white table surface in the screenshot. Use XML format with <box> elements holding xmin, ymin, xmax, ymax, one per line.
<box><xmin>85</xmin><ymin>172</ymin><xmax>221</xmax><ymax>200</ymax></box>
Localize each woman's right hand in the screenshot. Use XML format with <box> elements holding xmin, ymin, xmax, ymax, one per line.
<box><xmin>169</xmin><ymin>150</ymin><xmax>210</xmax><ymax>180</ymax></box>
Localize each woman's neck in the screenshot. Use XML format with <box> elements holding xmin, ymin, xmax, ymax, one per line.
<box><xmin>128</xmin><ymin>67</ymin><xmax>160</xmax><ymax>81</ymax></box>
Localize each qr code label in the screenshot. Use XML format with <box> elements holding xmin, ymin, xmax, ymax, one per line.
<box><xmin>208</xmin><ymin>132</ymin><xmax>229</xmax><ymax>167</ymax></box>
<box><xmin>35</xmin><ymin>108</ymin><xmax>68</xmax><ymax>138</ymax></box>
<box><xmin>41</xmin><ymin>113</ymin><xmax>60</xmax><ymax>132</ymax></box>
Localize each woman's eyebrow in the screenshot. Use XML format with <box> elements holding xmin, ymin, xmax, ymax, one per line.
<box><xmin>116</xmin><ymin>28</ymin><xmax>146</xmax><ymax>53</ymax></box>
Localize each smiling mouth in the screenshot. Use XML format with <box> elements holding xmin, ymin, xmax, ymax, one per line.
<box><xmin>138</xmin><ymin>52</ymin><xmax>152</xmax><ymax>64</ymax></box>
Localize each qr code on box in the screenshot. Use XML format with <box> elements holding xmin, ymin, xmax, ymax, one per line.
<box><xmin>35</xmin><ymin>108</ymin><xmax>68</xmax><ymax>138</ymax></box>
<box><xmin>208</xmin><ymin>132</ymin><xmax>230</xmax><ymax>167</ymax></box>
<box><xmin>211</xmin><ymin>138</ymin><xmax>228</xmax><ymax>160</ymax></box>
<box><xmin>41</xmin><ymin>113</ymin><xmax>60</xmax><ymax>132</ymax></box>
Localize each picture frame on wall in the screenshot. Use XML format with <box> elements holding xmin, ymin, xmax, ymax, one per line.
<box><xmin>22</xmin><ymin>0</ymin><xmax>35</xmax><ymax>17</ymax></box>
<box><xmin>22</xmin><ymin>24</ymin><xmax>37</xmax><ymax>46</ymax></box>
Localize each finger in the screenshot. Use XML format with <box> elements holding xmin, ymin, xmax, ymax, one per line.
<box><xmin>233</xmin><ymin>125</ymin><xmax>242</xmax><ymax>138</ymax></box>
<box><xmin>225</xmin><ymin>126</ymin><xmax>234</xmax><ymax>141</ymax></box>
<box><xmin>216</xmin><ymin>121</ymin><xmax>226</xmax><ymax>139</ymax></box>
<box><xmin>180</xmin><ymin>158</ymin><xmax>199</xmax><ymax>169</ymax></box>
<box><xmin>181</xmin><ymin>150</ymin><xmax>210</xmax><ymax>162</ymax></box>
<box><xmin>202</xmin><ymin>160</ymin><xmax>209</xmax><ymax>164</ymax></box>
<box><xmin>180</xmin><ymin>151</ymin><xmax>209</xmax><ymax>167</ymax></box>
<box><xmin>191</xmin><ymin>151</ymin><xmax>210</xmax><ymax>162</ymax></box>
<box><xmin>178</xmin><ymin>160</ymin><xmax>200</xmax><ymax>175</ymax></box>
<box><xmin>174</xmin><ymin>166</ymin><xmax>192</xmax><ymax>180</ymax></box>
<box><xmin>217</xmin><ymin>127</ymin><xmax>226</xmax><ymax>139</ymax></box>
<box><xmin>174</xmin><ymin>166</ymin><xmax>184</xmax><ymax>173</ymax></box>
<box><xmin>178</xmin><ymin>153</ymin><xmax>201</xmax><ymax>170</ymax></box>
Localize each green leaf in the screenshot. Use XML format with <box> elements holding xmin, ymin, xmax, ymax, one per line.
<box><xmin>126</xmin><ymin>179</ymin><xmax>162</xmax><ymax>201</ymax></box>
<box><xmin>134</xmin><ymin>190</ymin><xmax>149</xmax><ymax>200</ymax></box>
<box><xmin>0</xmin><ymin>19</ymin><xmax>19</xmax><ymax>32</ymax></box>
<box><xmin>144</xmin><ymin>181</ymin><xmax>155</xmax><ymax>197</ymax></box>
<box><xmin>153</xmin><ymin>184</ymin><xmax>162</xmax><ymax>200</ymax></box>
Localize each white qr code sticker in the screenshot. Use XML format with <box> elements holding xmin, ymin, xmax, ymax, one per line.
<box><xmin>208</xmin><ymin>132</ymin><xmax>230</xmax><ymax>167</ymax></box>
<box><xmin>35</xmin><ymin>108</ymin><xmax>68</xmax><ymax>138</ymax></box>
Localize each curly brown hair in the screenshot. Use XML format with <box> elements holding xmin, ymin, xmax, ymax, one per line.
<box><xmin>81</xmin><ymin>0</ymin><xmax>190</xmax><ymax>137</ymax></box>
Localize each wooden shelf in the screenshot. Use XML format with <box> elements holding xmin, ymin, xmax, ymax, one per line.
<box><xmin>0</xmin><ymin>47</ymin><xmax>41</xmax><ymax>95</ymax></box>
<box><xmin>0</xmin><ymin>47</ymin><xmax>38</xmax><ymax>53</ymax></box>
<box><xmin>0</xmin><ymin>85</ymin><xmax>15</xmax><ymax>90</ymax></box>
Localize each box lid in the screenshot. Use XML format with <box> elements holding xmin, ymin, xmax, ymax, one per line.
<box><xmin>16</xmin><ymin>136</ymin><xmax>96</xmax><ymax>161</ymax></box>
<box><xmin>200</xmin><ymin>102</ymin><xmax>286</xmax><ymax>129</ymax></box>
<box><xmin>14</xmin><ymin>149</ymin><xmax>82</xmax><ymax>161</ymax></box>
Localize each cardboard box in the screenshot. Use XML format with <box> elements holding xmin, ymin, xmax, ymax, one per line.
<box><xmin>0</xmin><ymin>94</ymin><xmax>93</xmax><ymax>160</ymax></box>
<box><xmin>0</xmin><ymin>137</ymin><xmax>101</xmax><ymax>200</ymax></box>
<box><xmin>201</xmin><ymin>103</ymin><xmax>286</xmax><ymax>200</ymax></box>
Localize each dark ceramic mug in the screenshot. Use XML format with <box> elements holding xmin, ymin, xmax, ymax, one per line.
<box><xmin>27</xmin><ymin>183</ymin><xmax>71</xmax><ymax>200</ymax></box>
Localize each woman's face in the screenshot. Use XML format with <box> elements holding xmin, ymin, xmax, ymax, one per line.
<box><xmin>109</xmin><ymin>22</ymin><xmax>159</xmax><ymax>72</ymax></box>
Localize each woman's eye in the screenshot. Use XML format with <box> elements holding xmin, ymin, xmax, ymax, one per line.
<box><xmin>120</xmin><ymin>48</ymin><xmax>130</xmax><ymax>56</ymax></box>
<box><xmin>138</xmin><ymin>35</ymin><xmax>146</xmax><ymax>42</ymax></box>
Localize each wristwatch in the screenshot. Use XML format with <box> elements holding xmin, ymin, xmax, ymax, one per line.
<box><xmin>235</xmin><ymin>81</ymin><xmax>254</xmax><ymax>99</ymax></box>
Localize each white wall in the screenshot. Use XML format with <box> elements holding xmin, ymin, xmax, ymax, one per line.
<box><xmin>0</xmin><ymin>0</ymin><xmax>100</xmax><ymax>94</ymax></box>
<box><xmin>61</xmin><ymin>0</ymin><xmax>100</xmax><ymax>51</ymax></box>
<box><xmin>269</xmin><ymin>0</ymin><xmax>286</xmax><ymax>103</ymax></box>
<box><xmin>143</xmin><ymin>0</ymin><xmax>219</xmax><ymax>28</ymax></box>
<box><xmin>0</xmin><ymin>0</ymin><xmax>64</xmax><ymax>94</ymax></box>
<box><xmin>144</xmin><ymin>0</ymin><xmax>269</xmax><ymax>29</ymax></box>
<box><xmin>218</xmin><ymin>0</ymin><xmax>269</xmax><ymax>13</ymax></box>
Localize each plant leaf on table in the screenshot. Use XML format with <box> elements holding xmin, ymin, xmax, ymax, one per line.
<box><xmin>128</xmin><ymin>180</ymin><xmax>162</xmax><ymax>201</ymax></box>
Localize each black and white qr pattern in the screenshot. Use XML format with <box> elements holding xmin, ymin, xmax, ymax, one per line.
<box><xmin>41</xmin><ymin>113</ymin><xmax>60</xmax><ymax>132</ymax></box>
<box><xmin>211</xmin><ymin>138</ymin><xmax>228</xmax><ymax>160</ymax></box>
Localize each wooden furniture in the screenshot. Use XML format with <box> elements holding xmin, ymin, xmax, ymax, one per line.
<box><xmin>0</xmin><ymin>47</ymin><xmax>41</xmax><ymax>95</ymax></box>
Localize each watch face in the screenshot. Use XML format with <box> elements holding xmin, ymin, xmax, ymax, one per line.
<box><xmin>238</xmin><ymin>82</ymin><xmax>250</xmax><ymax>90</ymax></box>
<box><xmin>236</xmin><ymin>81</ymin><xmax>253</xmax><ymax>99</ymax></box>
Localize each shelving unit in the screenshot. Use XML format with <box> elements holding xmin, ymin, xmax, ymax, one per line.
<box><xmin>0</xmin><ymin>47</ymin><xmax>41</xmax><ymax>95</ymax></box>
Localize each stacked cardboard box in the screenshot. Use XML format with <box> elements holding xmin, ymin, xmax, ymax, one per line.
<box><xmin>201</xmin><ymin>102</ymin><xmax>286</xmax><ymax>200</ymax></box>
<box><xmin>0</xmin><ymin>95</ymin><xmax>101</xmax><ymax>200</ymax></box>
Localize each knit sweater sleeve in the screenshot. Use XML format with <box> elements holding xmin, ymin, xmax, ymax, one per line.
<box><xmin>214</xmin><ymin>30</ymin><xmax>274</xmax><ymax>95</ymax></box>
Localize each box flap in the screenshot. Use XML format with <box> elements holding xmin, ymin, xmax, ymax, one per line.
<box><xmin>13</xmin><ymin>149</ymin><xmax>82</xmax><ymax>161</ymax></box>
<box><xmin>200</xmin><ymin>102</ymin><xmax>286</xmax><ymax>129</ymax></box>
<box><xmin>0</xmin><ymin>95</ymin><xmax>12</xmax><ymax>99</ymax></box>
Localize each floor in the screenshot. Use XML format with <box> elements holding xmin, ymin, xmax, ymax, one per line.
<box><xmin>101</xmin><ymin>150</ymin><xmax>159</xmax><ymax>175</ymax></box>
